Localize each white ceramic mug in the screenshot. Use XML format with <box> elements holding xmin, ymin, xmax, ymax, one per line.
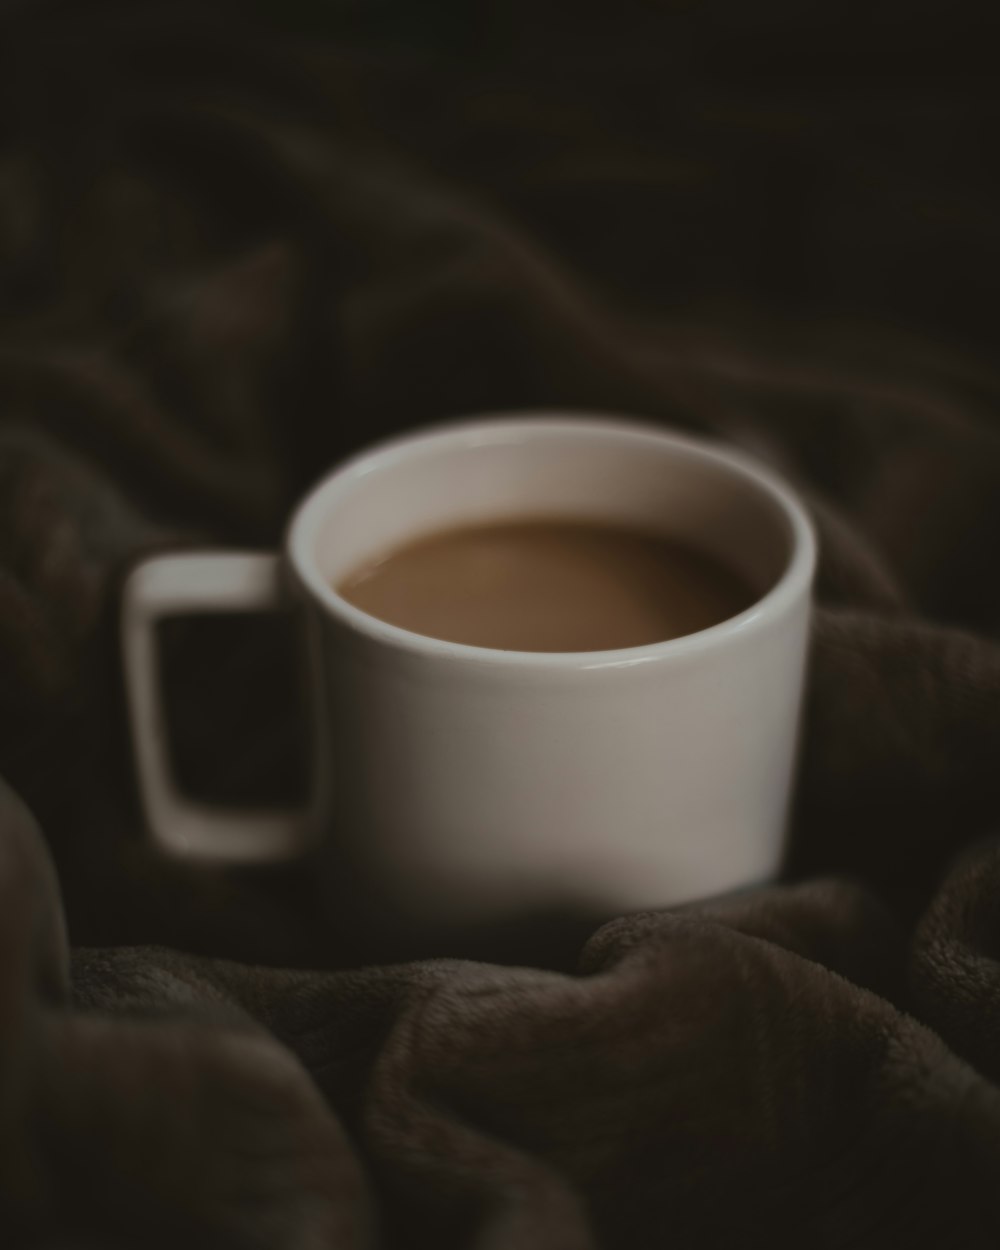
<box><xmin>123</xmin><ymin>415</ymin><xmax>815</xmax><ymax>926</ymax></box>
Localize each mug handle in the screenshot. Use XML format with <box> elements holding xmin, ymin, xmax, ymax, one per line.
<box><xmin>121</xmin><ymin>551</ymin><xmax>319</xmax><ymax>862</ymax></box>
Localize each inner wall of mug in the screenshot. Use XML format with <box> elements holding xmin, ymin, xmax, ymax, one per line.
<box><xmin>307</xmin><ymin>423</ymin><xmax>795</xmax><ymax>606</ymax></box>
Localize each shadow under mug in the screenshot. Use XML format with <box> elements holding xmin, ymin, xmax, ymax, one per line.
<box><xmin>123</xmin><ymin>415</ymin><xmax>815</xmax><ymax>934</ymax></box>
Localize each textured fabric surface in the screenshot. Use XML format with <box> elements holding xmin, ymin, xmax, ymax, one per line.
<box><xmin>4</xmin><ymin>2</ymin><xmax>1000</xmax><ymax>1246</ymax></box>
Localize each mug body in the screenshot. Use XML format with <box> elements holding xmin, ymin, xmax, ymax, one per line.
<box><xmin>288</xmin><ymin>416</ymin><xmax>814</xmax><ymax>924</ymax></box>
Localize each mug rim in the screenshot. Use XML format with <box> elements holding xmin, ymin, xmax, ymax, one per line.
<box><xmin>287</xmin><ymin>413</ymin><xmax>816</xmax><ymax>670</ymax></box>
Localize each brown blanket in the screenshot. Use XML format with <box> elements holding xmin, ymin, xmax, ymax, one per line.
<box><xmin>4</xmin><ymin>2</ymin><xmax>1000</xmax><ymax>1245</ymax></box>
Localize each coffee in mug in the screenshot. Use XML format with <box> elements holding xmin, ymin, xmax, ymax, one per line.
<box><xmin>122</xmin><ymin>415</ymin><xmax>815</xmax><ymax>945</ymax></box>
<box><xmin>337</xmin><ymin>519</ymin><xmax>755</xmax><ymax>652</ymax></box>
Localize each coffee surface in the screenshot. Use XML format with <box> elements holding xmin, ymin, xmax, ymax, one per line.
<box><xmin>337</xmin><ymin>520</ymin><xmax>755</xmax><ymax>652</ymax></box>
